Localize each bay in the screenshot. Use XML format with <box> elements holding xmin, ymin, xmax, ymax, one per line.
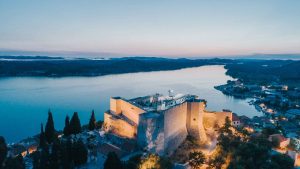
<box><xmin>0</xmin><ymin>65</ymin><xmax>260</xmax><ymax>142</ymax></box>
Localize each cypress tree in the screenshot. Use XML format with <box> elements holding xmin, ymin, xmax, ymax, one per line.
<box><xmin>4</xmin><ymin>154</ymin><xmax>25</xmax><ymax>169</ymax></box>
<box><xmin>49</xmin><ymin>140</ymin><xmax>61</xmax><ymax>169</ymax></box>
<box><xmin>61</xmin><ymin>139</ymin><xmax>72</xmax><ymax>169</ymax></box>
<box><xmin>72</xmin><ymin>140</ymin><xmax>88</xmax><ymax>166</ymax></box>
<box><xmin>63</xmin><ymin>116</ymin><xmax>71</xmax><ymax>136</ymax></box>
<box><xmin>32</xmin><ymin>146</ymin><xmax>50</xmax><ymax>169</ymax></box>
<box><xmin>88</xmin><ymin>110</ymin><xmax>96</xmax><ymax>131</ymax></box>
<box><xmin>39</xmin><ymin>123</ymin><xmax>46</xmax><ymax>149</ymax></box>
<box><xmin>31</xmin><ymin>151</ymin><xmax>40</xmax><ymax>169</ymax></box>
<box><xmin>70</xmin><ymin>112</ymin><xmax>81</xmax><ymax>135</ymax></box>
<box><xmin>45</xmin><ymin>110</ymin><xmax>56</xmax><ymax>144</ymax></box>
<box><xmin>104</xmin><ymin>152</ymin><xmax>122</xmax><ymax>169</ymax></box>
<box><xmin>40</xmin><ymin>147</ymin><xmax>50</xmax><ymax>169</ymax></box>
<box><xmin>220</xmin><ymin>116</ymin><xmax>232</xmax><ymax>135</ymax></box>
<box><xmin>0</xmin><ymin>136</ymin><xmax>7</xmax><ymax>167</ymax></box>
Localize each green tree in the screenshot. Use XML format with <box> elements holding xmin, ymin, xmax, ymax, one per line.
<box><xmin>40</xmin><ymin>148</ymin><xmax>50</xmax><ymax>169</ymax></box>
<box><xmin>39</xmin><ymin>123</ymin><xmax>46</xmax><ymax>149</ymax></box>
<box><xmin>209</xmin><ymin>153</ymin><xmax>225</xmax><ymax>169</ymax></box>
<box><xmin>0</xmin><ymin>136</ymin><xmax>8</xmax><ymax>168</ymax></box>
<box><xmin>70</xmin><ymin>112</ymin><xmax>81</xmax><ymax>135</ymax></box>
<box><xmin>189</xmin><ymin>151</ymin><xmax>205</xmax><ymax>169</ymax></box>
<box><xmin>159</xmin><ymin>156</ymin><xmax>173</xmax><ymax>169</ymax></box>
<box><xmin>49</xmin><ymin>140</ymin><xmax>61</xmax><ymax>169</ymax></box>
<box><xmin>61</xmin><ymin>139</ymin><xmax>72</xmax><ymax>169</ymax></box>
<box><xmin>217</xmin><ymin>133</ymin><xmax>231</xmax><ymax>151</ymax></box>
<box><xmin>3</xmin><ymin>154</ymin><xmax>25</xmax><ymax>169</ymax></box>
<box><xmin>124</xmin><ymin>154</ymin><xmax>142</xmax><ymax>169</ymax></box>
<box><xmin>138</xmin><ymin>154</ymin><xmax>160</xmax><ymax>169</ymax></box>
<box><xmin>271</xmin><ymin>137</ymin><xmax>280</xmax><ymax>148</ymax></box>
<box><xmin>229</xmin><ymin>141</ymin><xmax>270</xmax><ymax>169</ymax></box>
<box><xmin>88</xmin><ymin>110</ymin><xmax>96</xmax><ymax>131</ymax></box>
<box><xmin>261</xmin><ymin>127</ymin><xmax>279</xmax><ymax>137</ymax></box>
<box><xmin>219</xmin><ymin>116</ymin><xmax>232</xmax><ymax>136</ymax></box>
<box><xmin>271</xmin><ymin>154</ymin><xmax>294</xmax><ymax>169</ymax></box>
<box><xmin>45</xmin><ymin>110</ymin><xmax>56</xmax><ymax>144</ymax></box>
<box><xmin>32</xmin><ymin>148</ymin><xmax>50</xmax><ymax>169</ymax></box>
<box><xmin>104</xmin><ymin>152</ymin><xmax>122</xmax><ymax>169</ymax></box>
<box><xmin>63</xmin><ymin>115</ymin><xmax>71</xmax><ymax>136</ymax></box>
<box><xmin>31</xmin><ymin>151</ymin><xmax>40</xmax><ymax>169</ymax></box>
<box><xmin>72</xmin><ymin>140</ymin><xmax>88</xmax><ymax>166</ymax></box>
<box><xmin>96</xmin><ymin>120</ymin><xmax>104</xmax><ymax>129</ymax></box>
<box><xmin>138</xmin><ymin>154</ymin><xmax>173</xmax><ymax>169</ymax></box>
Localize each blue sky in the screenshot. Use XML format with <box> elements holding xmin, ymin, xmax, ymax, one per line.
<box><xmin>0</xmin><ymin>0</ymin><xmax>300</xmax><ymax>57</ymax></box>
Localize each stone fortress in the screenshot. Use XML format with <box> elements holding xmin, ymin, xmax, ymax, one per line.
<box><xmin>103</xmin><ymin>92</ymin><xmax>232</xmax><ymax>155</ymax></box>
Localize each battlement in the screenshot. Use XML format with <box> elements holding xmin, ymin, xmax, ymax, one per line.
<box><xmin>129</xmin><ymin>93</ymin><xmax>205</xmax><ymax>112</ymax></box>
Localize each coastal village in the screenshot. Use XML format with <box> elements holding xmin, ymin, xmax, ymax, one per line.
<box><xmin>216</xmin><ymin>80</ymin><xmax>300</xmax><ymax>167</ymax></box>
<box><xmin>4</xmin><ymin>90</ymin><xmax>300</xmax><ymax>168</ymax></box>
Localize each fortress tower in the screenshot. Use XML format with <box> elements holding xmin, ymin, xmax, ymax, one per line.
<box><xmin>186</xmin><ymin>100</ymin><xmax>207</xmax><ymax>143</ymax></box>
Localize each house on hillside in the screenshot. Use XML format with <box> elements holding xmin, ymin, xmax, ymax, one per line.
<box><xmin>232</xmin><ymin>113</ymin><xmax>241</xmax><ymax>127</ymax></box>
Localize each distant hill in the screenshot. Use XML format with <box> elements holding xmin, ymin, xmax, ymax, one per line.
<box><xmin>225</xmin><ymin>60</ymin><xmax>300</xmax><ymax>85</ymax></box>
<box><xmin>1</xmin><ymin>57</ymin><xmax>299</xmax><ymax>86</ymax></box>
<box><xmin>0</xmin><ymin>57</ymin><xmax>232</xmax><ymax>77</ymax></box>
<box><xmin>230</xmin><ymin>54</ymin><xmax>300</xmax><ymax>60</ymax></box>
<box><xmin>0</xmin><ymin>55</ymin><xmax>64</xmax><ymax>60</ymax></box>
<box><xmin>273</xmin><ymin>61</ymin><xmax>300</xmax><ymax>80</ymax></box>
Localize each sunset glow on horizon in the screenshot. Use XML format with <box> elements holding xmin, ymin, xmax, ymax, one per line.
<box><xmin>1</xmin><ymin>0</ymin><xmax>300</xmax><ymax>57</ymax></box>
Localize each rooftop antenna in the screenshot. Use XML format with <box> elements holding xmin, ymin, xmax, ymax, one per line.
<box><xmin>168</xmin><ymin>90</ymin><xmax>174</xmax><ymax>98</ymax></box>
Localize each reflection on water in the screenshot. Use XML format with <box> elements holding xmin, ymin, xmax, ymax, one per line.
<box><xmin>0</xmin><ymin>65</ymin><xmax>260</xmax><ymax>142</ymax></box>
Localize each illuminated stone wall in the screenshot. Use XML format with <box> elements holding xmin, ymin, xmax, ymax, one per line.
<box><xmin>163</xmin><ymin>103</ymin><xmax>188</xmax><ymax>155</ymax></box>
<box><xmin>110</xmin><ymin>97</ymin><xmax>122</xmax><ymax>115</ymax></box>
<box><xmin>203</xmin><ymin>111</ymin><xmax>232</xmax><ymax>129</ymax></box>
<box><xmin>104</xmin><ymin>112</ymin><xmax>137</xmax><ymax>138</ymax></box>
<box><xmin>119</xmin><ymin>100</ymin><xmax>145</xmax><ymax>124</ymax></box>
<box><xmin>104</xmin><ymin>97</ymin><xmax>145</xmax><ymax>139</ymax></box>
<box><xmin>110</xmin><ymin>97</ymin><xmax>145</xmax><ymax>124</ymax></box>
<box><xmin>186</xmin><ymin>101</ymin><xmax>207</xmax><ymax>143</ymax></box>
<box><xmin>137</xmin><ymin>113</ymin><xmax>165</xmax><ymax>155</ymax></box>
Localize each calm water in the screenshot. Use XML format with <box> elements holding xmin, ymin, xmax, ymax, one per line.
<box><xmin>0</xmin><ymin>66</ymin><xmax>260</xmax><ymax>142</ymax></box>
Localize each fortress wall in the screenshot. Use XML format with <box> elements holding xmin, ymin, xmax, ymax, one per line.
<box><xmin>186</xmin><ymin>102</ymin><xmax>198</xmax><ymax>129</ymax></box>
<box><xmin>104</xmin><ymin>112</ymin><xmax>137</xmax><ymax>138</ymax></box>
<box><xmin>137</xmin><ymin>114</ymin><xmax>164</xmax><ymax>155</ymax></box>
<box><xmin>163</xmin><ymin>103</ymin><xmax>188</xmax><ymax>155</ymax></box>
<box><xmin>110</xmin><ymin>98</ymin><xmax>122</xmax><ymax>115</ymax></box>
<box><xmin>108</xmin><ymin>96</ymin><xmax>233</xmax><ymax>155</ymax></box>
<box><xmin>203</xmin><ymin>111</ymin><xmax>232</xmax><ymax>129</ymax></box>
<box><xmin>120</xmin><ymin>100</ymin><xmax>145</xmax><ymax>124</ymax></box>
<box><xmin>186</xmin><ymin>102</ymin><xmax>207</xmax><ymax>143</ymax></box>
<box><xmin>110</xmin><ymin>97</ymin><xmax>145</xmax><ymax>124</ymax></box>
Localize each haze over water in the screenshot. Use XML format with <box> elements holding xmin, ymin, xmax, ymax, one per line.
<box><xmin>0</xmin><ymin>65</ymin><xmax>260</xmax><ymax>142</ymax></box>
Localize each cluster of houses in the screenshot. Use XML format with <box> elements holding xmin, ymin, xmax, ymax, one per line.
<box><xmin>231</xmin><ymin>112</ymin><xmax>300</xmax><ymax>168</ymax></box>
<box><xmin>217</xmin><ymin>80</ymin><xmax>300</xmax><ymax>167</ymax></box>
<box><xmin>219</xmin><ymin>80</ymin><xmax>300</xmax><ymax>113</ymax></box>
